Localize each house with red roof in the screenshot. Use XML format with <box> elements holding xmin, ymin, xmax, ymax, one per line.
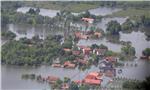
<box><xmin>83</xmin><ymin>72</ymin><xmax>103</xmax><ymax>85</ymax></box>
<box><xmin>46</xmin><ymin>76</ymin><xmax>59</xmax><ymax>84</ymax></box>
<box><xmin>63</xmin><ymin>61</ymin><xmax>76</xmax><ymax>68</ymax></box>
<box><xmin>81</xmin><ymin>18</ymin><xmax>94</xmax><ymax>24</ymax></box>
<box><xmin>93</xmin><ymin>49</ymin><xmax>107</xmax><ymax>56</ymax></box>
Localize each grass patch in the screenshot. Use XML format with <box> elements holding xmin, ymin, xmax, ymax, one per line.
<box><xmin>23</xmin><ymin>2</ymin><xmax>99</xmax><ymax>13</ymax></box>
<box><xmin>65</xmin><ymin>3</ymin><xmax>99</xmax><ymax>13</ymax></box>
<box><xmin>107</xmin><ymin>8</ymin><xmax>150</xmax><ymax>20</ymax></box>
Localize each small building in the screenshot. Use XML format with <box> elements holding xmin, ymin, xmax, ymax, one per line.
<box><xmin>93</xmin><ymin>49</ymin><xmax>107</xmax><ymax>56</ymax></box>
<box><xmin>46</xmin><ymin>76</ymin><xmax>59</xmax><ymax>84</ymax></box>
<box><xmin>72</xmin><ymin>50</ymin><xmax>80</xmax><ymax>56</ymax></box>
<box><xmin>83</xmin><ymin>72</ymin><xmax>103</xmax><ymax>85</ymax></box>
<box><xmin>77</xmin><ymin>59</ymin><xmax>88</xmax><ymax>65</ymax></box>
<box><xmin>78</xmin><ymin>46</ymin><xmax>91</xmax><ymax>55</ymax></box>
<box><xmin>61</xmin><ymin>83</ymin><xmax>69</xmax><ymax>89</ymax></box>
<box><xmin>74</xmin><ymin>32</ymin><xmax>82</xmax><ymax>39</ymax></box>
<box><xmin>94</xmin><ymin>32</ymin><xmax>102</xmax><ymax>38</ymax></box>
<box><xmin>105</xmin><ymin>56</ymin><xmax>117</xmax><ymax>63</ymax></box>
<box><xmin>81</xmin><ymin>18</ymin><xmax>94</xmax><ymax>24</ymax></box>
<box><xmin>52</xmin><ymin>64</ymin><xmax>62</xmax><ymax>68</ymax></box>
<box><xmin>63</xmin><ymin>61</ymin><xmax>76</xmax><ymax>68</ymax></box>
<box><xmin>63</xmin><ymin>48</ymin><xmax>71</xmax><ymax>52</ymax></box>
<box><xmin>73</xmin><ymin>80</ymin><xmax>82</xmax><ymax>84</ymax></box>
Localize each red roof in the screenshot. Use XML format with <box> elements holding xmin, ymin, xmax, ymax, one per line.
<box><xmin>61</xmin><ymin>83</ymin><xmax>69</xmax><ymax>89</ymax></box>
<box><xmin>52</xmin><ymin>64</ymin><xmax>61</xmax><ymax>67</ymax></box>
<box><xmin>63</xmin><ymin>48</ymin><xmax>71</xmax><ymax>52</ymax></box>
<box><xmin>81</xmin><ymin>18</ymin><xmax>94</xmax><ymax>23</ymax></box>
<box><xmin>46</xmin><ymin>76</ymin><xmax>59</xmax><ymax>81</ymax></box>
<box><xmin>74</xmin><ymin>80</ymin><xmax>82</xmax><ymax>84</ymax></box>
<box><xmin>105</xmin><ymin>56</ymin><xmax>116</xmax><ymax>62</ymax></box>
<box><xmin>64</xmin><ymin>61</ymin><xmax>76</xmax><ymax>68</ymax></box>
<box><xmin>75</xmin><ymin>32</ymin><xmax>82</xmax><ymax>38</ymax></box>
<box><xmin>84</xmin><ymin>79</ymin><xmax>101</xmax><ymax>85</ymax></box>
<box><xmin>85</xmin><ymin>72</ymin><xmax>103</xmax><ymax>80</ymax></box>
<box><xmin>72</xmin><ymin>51</ymin><xmax>80</xmax><ymax>55</ymax></box>
<box><xmin>77</xmin><ymin>59</ymin><xmax>88</xmax><ymax>65</ymax></box>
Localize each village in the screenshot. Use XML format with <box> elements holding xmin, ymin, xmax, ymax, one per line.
<box><xmin>2</xmin><ymin>1</ymin><xmax>150</xmax><ymax>90</ymax></box>
<box><xmin>21</xmin><ymin>17</ymin><xmax>124</xmax><ymax>90</ymax></box>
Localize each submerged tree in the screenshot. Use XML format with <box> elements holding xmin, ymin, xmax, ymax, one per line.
<box><xmin>106</xmin><ymin>20</ymin><xmax>121</xmax><ymax>35</ymax></box>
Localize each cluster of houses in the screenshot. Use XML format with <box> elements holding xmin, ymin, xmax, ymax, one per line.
<box><xmin>51</xmin><ymin>44</ymin><xmax>110</xmax><ymax>69</ymax></box>
<box><xmin>47</xmin><ymin>17</ymin><xmax>119</xmax><ymax>88</ymax></box>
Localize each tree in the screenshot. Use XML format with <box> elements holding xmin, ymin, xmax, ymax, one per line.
<box><xmin>69</xmin><ymin>82</ymin><xmax>79</xmax><ymax>90</ymax></box>
<box><xmin>99</xmin><ymin>44</ymin><xmax>108</xmax><ymax>49</ymax></box>
<box><xmin>121</xmin><ymin>44</ymin><xmax>136</xmax><ymax>56</ymax></box>
<box><xmin>35</xmin><ymin>8</ymin><xmax>40</xmax><ymax>14</ymax></box>
<box><xmin>28</xmin><ymin>8</ymin><xmax>36</xmax><ymax>15</ymax></box>
<box><xmin>79</xmin><ymin>84</ymin><xmax>90</xmax><ymax>90</ymax></box>
<box><xmin>122</xmin><ymin>19</ymin><xmax>134</xmax><ymax>31</ymax></box>
<box><xmin>106</xmin><ymin>20</ymin><xmax>121</xmax><ymax>35</ymax></box>
<box><xmin>140</xmin><ymin>15</ymin><xmax>150</xmax><ymax>27</ymax></box>
<box><xmin>142</xmin><ymin>48</ymin><xmax>150</xmax><ymax>57</ymax></box>
<box><xmin>91</xmin><ymin>44</ymin><xmax>99</xmax><ymax>49</ymax></box>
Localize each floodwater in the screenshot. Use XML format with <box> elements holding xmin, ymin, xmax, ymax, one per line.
<box><xmin>2</xmin><ymin>6</ymin><xmax>150</xmax><ymax>90</ymax></box>
<box><xmin>96</xmin><ymin>17</ymin><xmax>128</xmax><ymax>32</ymax></box>
<box><xmin>17</xmin><ymin>7</ymin><xmax>59</xmax><ymax>18</ymax></box>
<box><xmin>17</xmin><ymin>6</ymin><xmax>121</xmax><ymax>17</ymax></box>
<box><xmin>89</xmin><ymin>7</ymin><xmax>121</xmax><ymax>16</ymax></box>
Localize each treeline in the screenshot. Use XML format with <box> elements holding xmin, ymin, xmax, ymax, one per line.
<box><xmin>1</xmin><ymin>1</ymin><xmax>102</xmax><ymax>27</ymax></box>
<box><xmin>106</xmin><ymin>16</ymin><xmax>150</xmax><ymax>35</ymax></box>
<box><xmin>22</xmin><ymin>1</ymin><xmax>150</xmax><ymax>9</ymax></box>
<box><xmin>123</xmin><ymin>76</ymin><xmax>150</xmax><ymax>90</ymax></box>
<box><xmin>1</xmin><ymin>35</ymin><xmax>64</xmax><ymax>66</ymax></box>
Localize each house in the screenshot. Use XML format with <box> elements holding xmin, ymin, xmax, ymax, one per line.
<box><xmin>93</xmin><ymin>49</ymin><xmax>107</xmax><ymax>56</ymax></box>
<box><xmin>52</xmin><ymin>58</ymin><xmax>61</xmax><ymax>68</ymax></box>
<box><xmin>63</xmin><ymin>48</ymin><xmax>71</xmax><ymax>52</ymax></box>
<box><xmin>52</xmin><ymin>64</ymin><xmax>62</xmax><ymax>68</ymax></box>
<box><xmin>80</xmin><ymin>34</ymin><xmax>89</xmax><ymax>39</ymax></box>
<box><xmin>72</xmin><ymin>50</ymin><xmax>80</xmax><ymax>56</ymax></box>
<box><xmin>83</xmin><ymin>72</ymin><xmax>103</xmax><ymax>85</ymax></box>
<box><xmin>105</xmin><ymin>56</ymin><xmax>117</xmax><ymax>63</ymax></box>
<box><xmin>77</xmin><ymin>59</ymin><xmax>88</xmax><ymax>65</ymax></box>
<box><xmin>105</xmin><ymin>70</ymin><xmax>115</xmax><ymax>77</ymax></box>
<box><xmin>63</xmin><ymin>61</ymin><xmax>76</xmax><ymax>68</ymax></box>
<box><xmin>61</xmin><ymin>83</ymin><xmax>69</xmax><ymax>89</ymax></box>
<box><xmin>78</xmin><ymin>46</ymin><xmax>91</xmax><ymax>55</ymax></box>
<box><xmin>99</xmin><ymin>60</ymin><xmax>116</xmax><ymax>77</ymax></box>
<box><xmin>73</xmin><ymin>80</ymin><xmax>82</xmax><ymax>84</ymax></box>
<box><xmin>94</xmin><ymin>32</ymin><xmax>102</xmax><ymax>38</ymax></box>
<box><xmin>74</xmin><ymin>32</ymin><xmax>82</xmax><ymax>39</ymax></box>
<box><xmin>46</xmin><ymin>76</ymin><xmax>59</xmax><ymax>84</ymax></box>
<box><xmin>81</xmin><ymin>18</ymin><xmax>94</xmax><ymax>24</ymax></box>
<box><xmin>83</xmin><ymin>79</ymin><xmax>101</xmax><ymax>85</ymax></box>
<box><xmin>74</xmin><ymin>32</ymin><xmax>89</xmax><ymax>39</ymax></box>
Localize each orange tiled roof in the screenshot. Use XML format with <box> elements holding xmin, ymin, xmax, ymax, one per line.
<box><xmin>84</xmin><ymin>79</ymin><xmax>101</xmax><ymax>85</ymax></box>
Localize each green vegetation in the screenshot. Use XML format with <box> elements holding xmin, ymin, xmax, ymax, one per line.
<box><xmin>122</xmin><ymin>19</ymin><xmax>134</xmax><ymax>32</ymax></box>
<box><xmin>120</xmin><ymin>44</ymin><xmax>136</xmax><ymax>61</ymax></box>
<box><xmin>1</xmin><ymin>35</ymin><xmax>64</xmax><ymax>66</ymax></box>
<box><xmin>69</xmin><ymin>82</ymin><xmax>79</xmax><ymax>90</ymax></box>
<box><xmin>142</xmin><ymin>48</ymin><xmax>150</xmax><ymax>58</ymax></box>
<box><xmin>121</xmin><ymin>44</ymin><xmax>136</xmax><ymax>56</ymax></box>
<box><xmin>105</xmin><ymin>50</ymin><xmax>118</xmax><ymax>56</ymax></box>
<box><xmin>123</xmin><ymin>76</ymin><xmax>150</xmax><ymax>90</ymax></box>
<box><xmin>1</xmin><ymin>30</ymin><xmax>16</xmax><ymax>40</ymax></box>
<box><xmin>106</xmin><ymin>20</ymin><xmax>121</xmax><ymax>35</ymax></box>
<box><xmin>22</xmin><ymin>1</ymin><xmax>100</xmax><ymax>13</ymax></box>
<box><xmin>110</xmin><ymin>8</ymin><xmax>150</xmax><ymax>19</ymax></box>
<box><xmin>91</xmin><ymin>44</ymin><xmax>108</xmax><ymax>50</ymax></box>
